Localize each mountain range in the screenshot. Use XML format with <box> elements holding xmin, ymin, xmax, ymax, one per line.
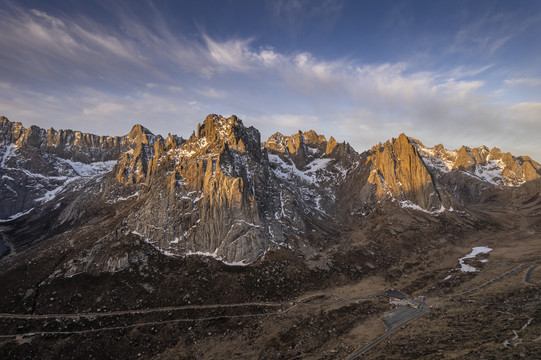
<box><xmin>1</xmin><ymin>114</ymin><xmax>539</xmax><ymax>264</ymax></box>
<box><xmin>1</xmin><ymin>114</ymin><xmax>540</xmax><ymax>359</ymax></box>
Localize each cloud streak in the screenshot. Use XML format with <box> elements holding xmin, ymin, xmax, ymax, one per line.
<box><xmin>504</xmin><ymin>78</ymin><xmax>541</xmax><ymax>87</ymax></box>
<box><xmin>0</xmin><ymin>1</ymin><xmax>540</xmax><ymax>161</ymax></box>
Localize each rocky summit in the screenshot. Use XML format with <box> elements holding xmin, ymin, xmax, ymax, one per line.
<box><xmin>1</xmin><ymin>114</ymin><xmax>541</xmax><ymax>359</ymax></box>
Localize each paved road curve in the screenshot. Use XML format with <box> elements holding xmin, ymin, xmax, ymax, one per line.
<box><xmin>345</xmin><ymin>263</ymin><xmax>536</xmax><ymax>359</ymax></box>
<box><xmin>346</xmin><ymin>304</ymin><xmax>427</xmax><ymax>360</ymax></box>
<box><xmin>525</xmin><ymin>264</ymin><xmax>539</xmax><ymax>284</ymax></box>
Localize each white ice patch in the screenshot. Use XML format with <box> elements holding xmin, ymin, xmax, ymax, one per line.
<box><xmin>473</xmin><ymin>160</ymin><xmax>505</xmax><ymax>185</ymax></box>
<box><xmin>233</xmin><ymin>219</ymin><xmax>261</xmax><ymax>228</ymax></box>
<box><xmin>198</xmin><ymin>137</ymin><xmax>208</xmax><ymax>148</ymax></box>
<box><xmin>420</xmin><ymin>154</ymin><xmax>450</xmax><ymax>173</ymax></box>
<box><xmin>34</xmin><ymin>177</ymin><xmax>80</xmax><ymax>204</ymax></box>
<box><xmin>106</xmin><ymin>191</ymin><xmax>140</xmax><ymax>204</ymax></box>
<box><xmin>185</xmin><ymin>250</ymin><xmax>249</xmax><ymax>266</ymax></box>
<box><xmin>179</xmin><ymin>148</ymin><xmax>196</xmax><ymax>158</ymax></box>
<box><xmin>304</xmin><ymin>158</ymin><xmax>332</xmax><ymax>175</ymax></box>
<box><xmin>0</xmin><ymin>208</ymin><xmax>34</xmax><ymax>222</ymax></box>
<box><xmin>416</xmin><ymin>145</ymin><xmax>456</xmax><ymax>173</ymax></box>
<box><xmin>1</xmin><ymin>144</ymin><xmax>15</xmax><ymax>168</ymax></box>
<box><xmin>179</xmin><ymin>191</ymin><xmax>203</xmax><ymax>204</ymax></box>
<box><xmin>131</xmin><ymin>230</ymin><xmax>176</xmax><ymax>257</ymax></box>
<box><xmin>458</xmin><ymin>246</ymin><xmax>492</xmax><ymax>272</ymax></box>
<box><xmin>306</xmin><ymin>145</ymin><xmax>318</xmax><ymax>155</ymax></box>
<box><xmin>397</xmin><ymin>200</ymin><xmax>448</xmax><ymax>215</ymax></box>
<box><xmin>14</xmin><ymin>167</ymin><xmax>67</xmax><ymax>180</ymax></box>
<box><xmin>177</xmin><ymin>137</ymin><xmax>210</xmax><ymax>159</ymax></box>
<box><xmin>268</xmin><ymin>154</ymin><xmax>330</xmax><ymax>184</ymax></box>
<box><xmin>58</xmin><ymin>159</ymin><xmax>117</xmax><ymax>177</ymax></box>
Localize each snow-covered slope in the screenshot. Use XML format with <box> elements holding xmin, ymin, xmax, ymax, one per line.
<box><xmin>413</xmin><ymin>140</ymin><xmax>540</xmax><ymax>186</ymax></box>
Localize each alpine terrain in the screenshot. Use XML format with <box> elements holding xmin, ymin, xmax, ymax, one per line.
<box><xmin>1</xmin><ymin>114</ymin><xmax>540</xmax><ymax>359</ymax></box>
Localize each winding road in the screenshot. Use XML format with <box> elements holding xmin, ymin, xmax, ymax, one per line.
<box><xmin>0</xmin><ymin>302</ymin><xmax>283</xmax><ymax>320</ymax></box>
<box><xmin>0</xmin><ymin>263</ymin><xmax>538</xmax><ymax>356</ymax></box>
<box><xmin>525</xmin><ymin>264</ymin><xmax>538</xmax><ymax>284</ymax></box>
<box><xmin>346</xmin><ymin>303</ymin><xmax>427</xmax><ymax>360</ymax></box>
<box><xmin>346</xmin><ymin>263</ymin><xmax>538</xmax><ymax>359</ymax></box>
<box><xmin>0</xmin><ymin>293</ymin><xmax>375</xmax><ymax>339</ymax></box>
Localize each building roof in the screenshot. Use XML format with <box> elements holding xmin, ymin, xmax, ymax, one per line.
<box><xmin>385</xmin><ymin>290</ymin><xmax>407</xmax><ymax>299</ymax></box>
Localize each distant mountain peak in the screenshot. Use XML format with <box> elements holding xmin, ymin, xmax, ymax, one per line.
<box><xmin>126</xmin><ymin>124</ymin><xmax>155</xmax><ymax>145</ymax></box>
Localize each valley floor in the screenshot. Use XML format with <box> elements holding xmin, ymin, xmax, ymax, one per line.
<box><xmin>1</xmin><ymin>236</ymin><xmax>540</xmax><ymax>359</ymax></box>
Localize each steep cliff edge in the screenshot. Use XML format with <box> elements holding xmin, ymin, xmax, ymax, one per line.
<box><xmin>115</xmin><ymin>114</ymin><xmax>282</xmax><ymax>264</ymax></box>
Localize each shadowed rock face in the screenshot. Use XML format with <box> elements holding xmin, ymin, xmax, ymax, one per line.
<box><xmin>411</xmin><ymin>138</ymin><xmax>540</xmax><ymax>186</ymax></box>
<box><xmin>1</xmin><ymin>114</ymin><xmax>540</xmax><ymax>265</ymax></box>
<box><xmin>120</xmin><ymin>115</ymin><xmax>276</xmax><ymax>263</ymax></box>
<box><xmin>0</xmin><ymin>117</ymin><xmax>154</xmax><ymax>219</ymax></box>
<box><xmin>0</xmin><ymin>116</ymin><xmax>144</xmax><ymax>162</ymax></box>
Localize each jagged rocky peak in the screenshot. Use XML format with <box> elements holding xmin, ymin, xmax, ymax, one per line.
<box><xmin>366</xmin><ymin>133</ymin><xmax>444</xmax><ymax>210</ymax></box>
<box><xmin>0</xmin><ymin>117</ymin><xmax>139</xmax><ymax>219</ymax></box>
<box><xmin>263</xmin><ymin>129</ymin><xmax>345</xmax><ymax>170</ymax></box>
<box><xmin>0</xmin><ymin>116</ymin><xmax>142</xmax><ymax>163</ymax></box>
<box><xmin>111</xmin><ymin>125</ymin><xmax>189</xmax><ymax>186</ymax></box>
<box><xmin>179</xmin><ymin>114</ymin><xmax>261</xmax><ymax>159</ymax></box>
<box><xmin>265</xmin><ymin>129</ymin><xmax>326</xmax><ymax>154</ymax></box>
<box><xmin>412</xmin><ymin>138</ymin><xmax>541</xmax><ymax>185</ymax></box>
<box><xmin>116</xmin><ymin>114</ymin><xmax>276</xmax><ymax>264</ymax></box>
<box><xmin>114</xmin><ymin>125</ymin><xmax>165</xmax><ymax>185</ymax></box>
<box><xmin>126</xmin><ymin>124</ymin><xmax>155</xmax><ymax>145</ymax></box>
<box><xmin>1</xmin><ymin>117</ymin><xmax>24</xmax><ymax>145</ymax></box>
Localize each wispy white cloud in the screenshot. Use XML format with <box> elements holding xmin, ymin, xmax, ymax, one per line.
<box><xmin>0</xmin><ymin>2</ymin><xmax>540</xmax><ymax>161</ymax></box>
<box><xmin>267</xmin><ymin>0</ymin><xmax>344</xmax><ymax>33</ymax></box>
<box><xmin>255</xmin><ymin>114</ymin><xmax>321</xmax><ymax>135</ymax></box>
<box><xmin>448</xmin><ymin>11</ymin><xmax>540</xmax><ymax>57</ymax></box>
<box><xmin>197</xmin><ymin>88</ymin><xmax>227</xmax><ymax>99</ymax></box>
<box><xmin>446</xmin><ymin>65</ymin><xmax>494</xmax><ymax>79</ymax></box>
<box><xmin>203</xmin><ymin>36</ymin><xmax>256</xmax><ymax>73</ymax></box>
<box><xmin>504</xmin><ymin>78</ymin><xmax>541</xmax><ymax>87</ymax></box>
<box><xmin>0</xmin><ymin>85</ymin><xmax>203</xmax><ymax>136</ymax></box>
<box><xmin>509</xmin><ymin>102</ymin><xmax>541</xmax><ymax>124</ymax></box>
<box><xmin>0</xmin><ymin>5</ymin><xmax>146</xmax><ymax>80</ymax></box>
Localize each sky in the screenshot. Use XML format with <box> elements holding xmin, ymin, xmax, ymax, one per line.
<box><xmin>0</xmin><ymin>0</ymin><xmax>540</xmax><ymax>159</ymax></box>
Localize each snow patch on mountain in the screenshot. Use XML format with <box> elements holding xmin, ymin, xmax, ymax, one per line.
<box><xmin>131</xmin><ymin>230</ymin><xmax>176</xmax><ymax>257</ymax></box>
<box><xmin>304</xmin><ymin>158</ymin><xmax>332</xmax><ymax>176</ymax></box>
<box><xmin>415</xmin><ymin>145</ymin><xmax>455</xmax><ymax>173</ymax></box>
<box><xmin>57</xmin><ymin>158</ymin><xmax>117</xmax><ymax>177</ymax></box>
<box><xmin>1</xmin><ymin>144</ymin><xmax>15</xmax><ymax>168</ymax></box>
<box><xmin>458</xmin><ymin>246</ymin><xmax>492</xmax><ymax>272</ymax></box>
<box><xmin>106</xmin><ymin>191</ymin><xmax>141</xmax><ymax>204</ymax></box>
<box><xmin>268</xmin><ymin>154</ymin><xmax>315</xmax><ymax>183</ymax></box>
<box><xmin>0</xmin><ymin>208</ymin><xmax>34</xmax><ymax>223</ymax></box>
<box><xmin>268</xmin><ymin>154</ymin><xmax>333</xmax><ymax>184</ymax></box>
<box><xmin>397</xmin><ymin>200</ymin><xmax>449</xmax><ymax>214</ymax></box>
<box><xmin>186</xmin><ymin>249</ymin><xmax>249</xmax><ymax>266</ymax></box>
<box><xmin>415</xmin><ymin>141</ymin><xmax>535</xmax><ymax>186</ymax></box>
<box><xmin>34</xmin><ymin>177</ymin><xmax>80</xmax><ymax>204</ymax></box>
<box><xmin>473</xmin><ymin>160</ymin><xmax>505</xmax><ymax>185</ymax></box>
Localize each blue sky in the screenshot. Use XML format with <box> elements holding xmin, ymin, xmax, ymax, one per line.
<box><xmin>1</xmin><ymin>0</ymin><xmax>540</xmax><ymax>159</ymax></box>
